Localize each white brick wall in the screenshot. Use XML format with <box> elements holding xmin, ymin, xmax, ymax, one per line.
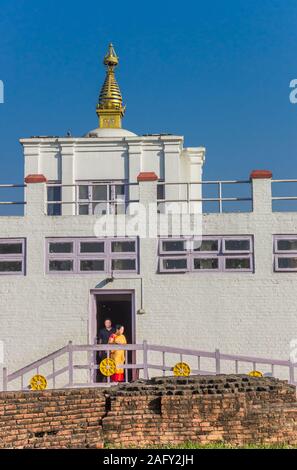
<box><xmin>1</xmin><ymin>176</ymin><xmax>297</xmax><ymax>384</ymax></box>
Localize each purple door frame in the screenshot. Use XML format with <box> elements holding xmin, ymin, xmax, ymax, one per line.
<box><xmin>89</xmin><ymin>289</ymin><xmax>136</xmax><ymax>383</ymax></box>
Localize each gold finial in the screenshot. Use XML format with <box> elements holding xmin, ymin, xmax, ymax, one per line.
<box><xmin>96</xmin><ymin>43</ymin><xmax>125</xmax><ymax>128</ymax></box>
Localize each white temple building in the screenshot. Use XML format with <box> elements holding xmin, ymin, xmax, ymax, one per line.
<box><xmin>1</xmin><ymin>44</ymin><xmax>297</xmax><ymax>389</ymax></box>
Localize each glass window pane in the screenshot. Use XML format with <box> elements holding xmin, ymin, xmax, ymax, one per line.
<box><xmin>47</xmin><ymin>187</ymin><xmax>62</xmax><ymax>216</ymax></box>
<box><xmin>49</xmin><ymin>260</ymin><xmax>73</xmax><ymax>271</ymax></box>
<box><xmin>47</xmin><ymin>186</ymin><xmax>61</xmax><ymax>202</ymax></box>
<box><xmin>79</xmin><ymin>185</ymin><xmax>89</xmax><ymax>200</ymax></box>
<box><xmin>80</xmin><ymin>259</ymin><xmax>105</xmax><ymax>271</ymax></box>
<box><xmin>193</xmin><ymin>239</ymin><xmax>219</xmax><ymax>252</ymax></box>
<box><xmin>49</xmin><ymin>242</ymin><xmax>73</xmax><ymax>254</ymax></box>
<box><xmin>112</xmin><ymin>259</ymin><xmax>136</xmax><ymax>271</ymax></box>
<box><xmin>0</xmin><ymin>261</ymin><xmax>22</xmax><ymax>272</ymax></box>
<box><xmin>111</xmin><ymin>241</ymin><xmax>135</xmax><ymax>253</ymax></box>
<box><xmin>162</xmin><ymin>240</ymin><xmax>188</xmax><ymax>252</ymax></box>
<box><xmin>225</xmin><ymin>239</ymin><xmax>250</xmax><ymax>251</ymax></box>
<box><xmin>0</xmin><ymin>243</ymin><xmax>22</xmax><ymax>255</ymax></box>
<box><xmin>157</xmin><ymin>184</ymin><xmax>165</xmax><ymax>200</ymax></box>
<box><xmin>225</xmin><ymin>258</ymin><xmax>251</xmax><ymax>270</ymax></box>
<box><xmin>114</xmin><ymin>184</ymin><xmax>125</xmax><ymax>198</ymax></box>
<box><xmin>78</xmin><ymin>204</ymin><xmax>89</xmax><ymax>215</ymax></box>
<box><xmin>47</xmin><ymin>203</ymin><xmax>62</xmax><ymax>216</ymax></box>
<box><xmin>93</xmin><ymin>185</ymin><xmax>108</xmax><ymax>201</ymax></box>
<box><xmin>162</xmin><ymin>258</ymin><xmax>187</xmax><ymax>270</ymax></box>
<box><xmin>194</xmin><ymin>258</ymin><xmax>219</xmax><ymax>270</ymax></box>
<box><xmin>80</xmin><ymin>242</ymin><xmax>105</xmax><ymax>253</ymax></box>
<box><xmin>278</xmin><ymin>257</ymin><xmax>297</xmax><ymax>269</ymax></box>
<box><xmin>277</xmin><ymin>239</ymin><xmax>297</xmax><ymax>251</ymax></box>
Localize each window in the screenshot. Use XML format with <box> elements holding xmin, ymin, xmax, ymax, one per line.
<box><xmin>0</xmin><ymin>239</ymin><xmax>25</xmax><ymax>275</ymax></box>
<box><xmin>77</xmin><ymin>181</ymin><xmax>127</xmax><ymax>215</ymax></box>
<box><xmin>161</xmin><ymin>258</ymin><xmax>188</xmax><ymax>272</ymax></box>
<box><xmin>49</xmin><ymin>242</ymin><xmax>73</xmax><ymax>254</ymax></box>
<box><xmin>46</xmin><ymin>238</ymin><xmax>138</xmax><ymax>274</ymax></box>
<box><xmin>160</xmin><ymin>239</ymin><xmax>188</xmax><ymax>254</ymax></box>
<box><xmin>159</xmin><ymin>236</ymin><xmax>253</xmax><ymax>273</ymax></box>
<box><xmin>274</xmin><ymin>236</ymin><xmax>297</xmax><ymax>272</ymax></box>
<box><xmin>111</xmin><ymin>241</ymin><xmax>135</xmax><ymax>253</ymax></box>
<box><xmin>47</xmin><ymin>185</ymin><xmax>62</xmax><ymax>216</ymax></box>
<box><xmin>157</xmin><ymin>182</ymin><xmax>166</xmax><ymax>214</ymax></box>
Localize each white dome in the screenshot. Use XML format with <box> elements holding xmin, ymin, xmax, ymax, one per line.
<box><xmin>84</xmin><ymin>127</ymin><xmax>137</xmax><ymax>138</ymax></box>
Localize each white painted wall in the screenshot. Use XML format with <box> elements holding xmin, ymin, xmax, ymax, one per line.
<box><xmin>20</xmin><ymin>135</ymin><xmax>206</xmax><ymax>182</ymax></box>
<box><xmin>0</xmin><ymin>176</ymin><xmax>297</xmax><ymax>388</ymax></box>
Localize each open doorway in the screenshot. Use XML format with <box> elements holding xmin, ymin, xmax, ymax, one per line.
<box><xmin>92</xmin><ymin>291</ymin><xmax>135</xmax><ymax>382</ymax></box>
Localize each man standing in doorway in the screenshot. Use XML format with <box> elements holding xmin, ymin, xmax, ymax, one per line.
<box><xmin>97</xmin><ymin>319</ymin><xmax>116</xmax><ymax>382</ymax></box>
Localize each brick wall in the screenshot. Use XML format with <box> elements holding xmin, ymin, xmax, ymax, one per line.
<box><xmin>0</xmin><ymin>388</ymin><xmax>106</xmax><ymax>449</ymax></box>
<box><xmin>1</xmin><ymin>375</ymin><xmax>297</xmax><ymax>448</ymax></box>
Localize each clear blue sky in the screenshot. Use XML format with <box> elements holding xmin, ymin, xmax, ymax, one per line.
<box><xmin>0</xmin><ymin>0</ymin><xmax>296</xmax><ymax>183</ymax></box>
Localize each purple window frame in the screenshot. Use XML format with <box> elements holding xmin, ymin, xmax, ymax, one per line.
<box><xmin>274</xmin><ymin>255</ymin><xmax>297</xmax><ymax>272</ymax></box>
<box><xmin>274</xmin><ymin>235</ymin><xmax>297</xmax><ymax>272</ymax></box>
<box><xmin>222</xmin><ymin>236</ymin><xmax>252</xmax><ymax>254</ymax></box>
<box><xmin>159</xmin><ymin>256</ymin><xmax>189</xmax><ymax>273</ymax></box>
<box><xmin>0</xmin><ymin>238</ymin><xmax>26</xmax><ymax>276</ymax></box>
<box><xmin>223</xmin><ymin>255</ymin><xmax>253</xmax><ymax>272</ymax></box>
<box><xmin>158</xmin><ymin>236</ymin><xmax>254</xmax><ymax>273</ymax></box>
<box><xmin>159</xmin><ymin>238</ymin><xmax>191</xmax><ymax>255</ymax></box>
<box><xmin>46</xmin><ymin>237</ymin><xmax>138</xmax><ymax>275</ymax></box>
<box><xmin>191</xmin><ymin>255</ymin><xmax>221</xmax><ymax>272</ymax></box>
<box><xmin>192</xmin><ymin>236</ymin><xmax>221</xmax><ymax>254</ymax></box>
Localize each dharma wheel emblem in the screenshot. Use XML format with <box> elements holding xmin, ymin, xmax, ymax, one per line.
<box><xmin>173</xmin><ymin>362</ymin><xmax>191</xmax><ymax>377</ymax></box>
<box><xmin>248</xmin><ymin>370</ymin><xmax>263</xmax><ymax>378</ymax></box>
<box><xmin>30</xmin><ymin>374</ymin><xmax>47</xmax><ymax>391</ymax></box>
<box><xmin>100</xmin><ymin>358</ymin><xmax>116</xmax><ymax>377</ymax></box>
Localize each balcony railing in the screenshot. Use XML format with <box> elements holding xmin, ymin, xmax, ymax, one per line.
<box><xmin>2</xmin><ymin>177</ymin><xmax>297</xmax><ymax>216</ymax></box>
<box><xmin>157</xmin><ymin>180</ymin><xmax>252</xmax><ymax>213</ymax></box>
<box><xmin>272</xmin><ymin>179</ymin><xmax>297</xmax><ymax>212</ymax></box>
<box><xmin>0</xmin><ymin>184</ymin><xmax>26</xmax><ymax>216</ymax></box>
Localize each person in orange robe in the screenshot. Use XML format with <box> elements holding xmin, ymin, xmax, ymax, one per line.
<box><xmin>108</xmin><ymin>324</ymin><xmax>127</xmax><ymax>382</ymax></box>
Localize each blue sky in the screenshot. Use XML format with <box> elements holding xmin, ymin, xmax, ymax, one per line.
<box><xmin>0</xmin><ymin>0</ymin><xmax>296</xmax><ymax>183</ymax></box>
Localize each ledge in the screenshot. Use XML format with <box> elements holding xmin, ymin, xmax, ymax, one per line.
<box><xmin>250</xmin><ymin>170</ymin><xmax>273</xmax><ymax>180</ymax></box>
<box><xmin>137</xmin><ymin>172</ymin><xmax>159</xmax><ymax>182</ymax></box>
<box><xmin>25</xmin><ymin>174</ymin><xmax>47</xmax><ymax>184</ymax></box>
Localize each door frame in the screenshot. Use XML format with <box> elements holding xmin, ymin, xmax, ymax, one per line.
<box><xmin>89</xmin><ymin>289</ymin><xmax>136</xmax><ymax>345</ymax></box>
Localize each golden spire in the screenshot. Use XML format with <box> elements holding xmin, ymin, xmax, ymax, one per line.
<box><xmin>96</xmin><ymin>43</ymin><xmax>125</xmax><ymax>129</ymax></box>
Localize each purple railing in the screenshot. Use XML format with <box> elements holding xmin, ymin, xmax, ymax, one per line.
<box><xmin>2</xmin><ymin>341</ymin><xmax>297</xmax><ymax>391</ymax></box>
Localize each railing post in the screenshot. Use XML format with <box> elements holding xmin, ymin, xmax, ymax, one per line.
<box><xmin>250</xmin><ymin>170</ymin><xmax>272</xmax><ymax>214</ymax></box>
<box><xmin>143</xmin><ymin>340</ymin><xmax>149</xmax><ymax>380</ymax></box>
<box><xmin>289</xmin><ymin>360</ymin><xmax>295</xmax><ymax>384</ymax></box>
<box><xmin>2</xmin><ymin>367</ymin><xmax>7</xmax><ymax>391</ymax></box>
<box><xmin>218</xmin><ymin>182</ymin><xmax>223</xmax><ymax>213</ymax></box>
<box><xmin>24</xmin><ymin>175</ymin><xmax>47</xmax><ymax>216</ymax></box>
<box><xmin>215</xmin><ymin>348</ymin><xmax>221</xmax><ymax>374</ymax></box>
<box><xmin>68</xmin><ymin>341</ymin><xmax>73</xmax><ymax>387</ymax></box>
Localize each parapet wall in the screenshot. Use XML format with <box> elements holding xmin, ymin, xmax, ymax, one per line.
<box><xmin>0</xmin><ymin>375</ymin><xmax>297</xmax><ymax>448</ymax></box>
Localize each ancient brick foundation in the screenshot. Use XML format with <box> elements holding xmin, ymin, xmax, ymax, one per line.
<box><xmin>1</xmin><ymin>375</ymin><xmax>297</xmax><ymax>448</ymax></box>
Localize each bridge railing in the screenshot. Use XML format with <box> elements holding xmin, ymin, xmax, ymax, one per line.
<box><xmin>2</xmin><ymin>341</ymin><xmax>297</xmax><ymax>391</ymax></box>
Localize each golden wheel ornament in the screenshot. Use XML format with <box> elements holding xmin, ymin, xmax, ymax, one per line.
<box><xmin>99</xmin><ymin>358</ymin><xmax>116</xmax><ymax>377</ymax></box>
<box><xmin>173</xmin><ymin>362</ymin><xmax>191</xmax><ymax>377</ymax></box>
<box><xmin>248</xmin><ymin>370</ymin><xmax>263</xmax><ymax>378</ymax></box>
<box><xmin>30</xmin><ymin>374</ymin><xmax>47</xmax><ymax>391</ymax></box>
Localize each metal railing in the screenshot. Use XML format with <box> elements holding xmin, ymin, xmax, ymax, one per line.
<box><xmin>157</xmin><ymin>180</ymin><xmax>252</xmax><ymax>213</ymax></box>
<box><xmin>2</xmin><ymin>341</ymin><xmax>297</xmax><ymax>391</ymax></box>
<box><xmin>0</xmin><ymin>184</ymin><xmax>26</xmax><ymax>215</ymax></box>
<box><xmin>272</xmin><ymin>179</ymin><xmax>297</xmax><ymax>211</ymax></box>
